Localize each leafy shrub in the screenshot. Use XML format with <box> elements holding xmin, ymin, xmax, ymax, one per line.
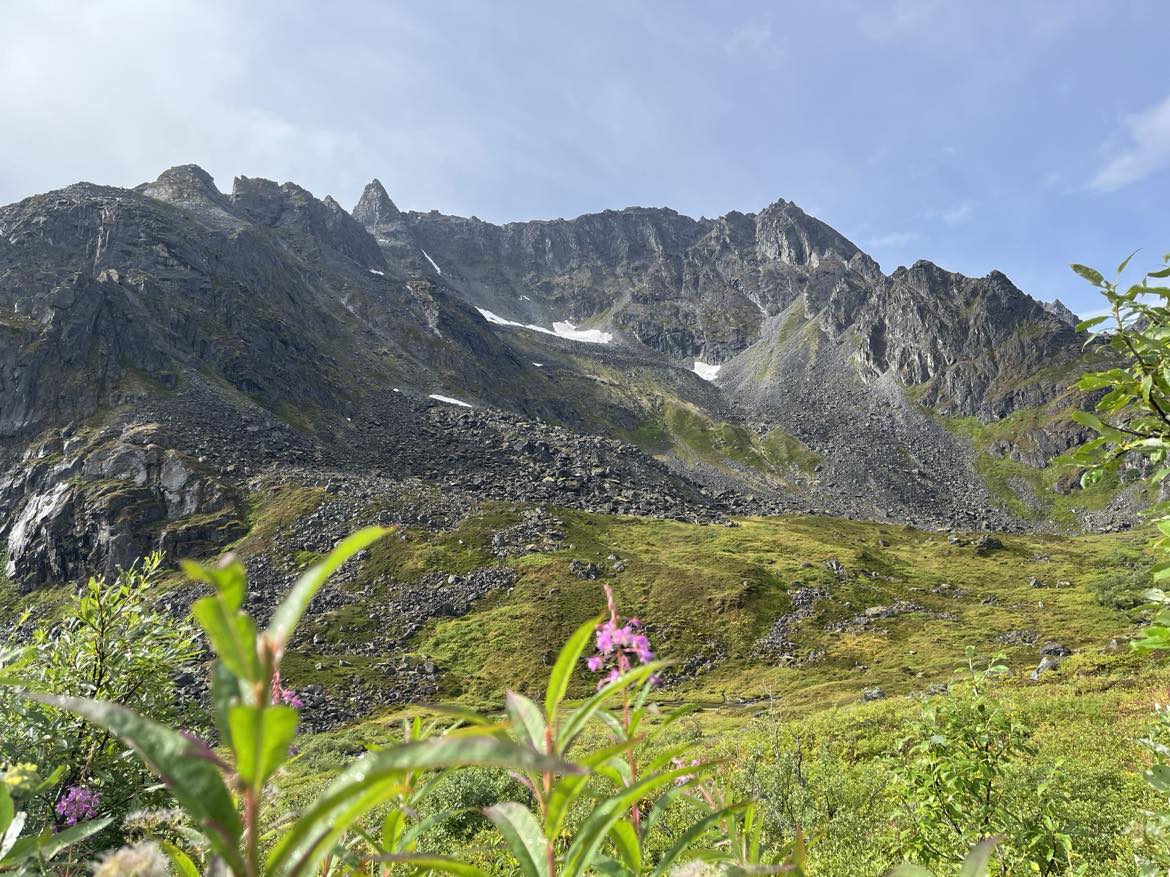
<box><xmin>0</xmin><ymin>553</ymin><xmax>201</xmax><ymax>836</ymax></box>
<box><xmin>894</xmin><ymin>650</ymin><xmax>1075</xmax><ymax>876</ymax></box>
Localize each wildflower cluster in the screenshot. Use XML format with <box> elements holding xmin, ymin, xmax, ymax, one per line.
<box><xmin>56</xmin><ymin>785</ymin><xmax>100</xmax><ymax>826</ymax></box>
<box><xmin>586</xmin><ymin>584</ymin><xmax>660</xmax><ymax>688</ymax></box>
<box><xmin>271</xmin><ymin>671</ymin><xmax>304</xmax><ymax>708</ymax></box>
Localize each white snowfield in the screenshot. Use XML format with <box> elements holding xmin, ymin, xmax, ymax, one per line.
<box><xmin>693</xmin><ymin>361</ymin><xmax>721</xmax><ymax>381</ymax></box>
<box><xmin>428</xmin><ymin>394</ymin><xmax>472</xmax><ymax>408</ymax></box>
<box><xmin>475</xmin><ymin>307</ymin><xmax>612</xmax><ymax>345</ymax></box>
<box><xmin>368</xmin><ymin>268</ymin><xmax>384</xmax><ymax>275</ymax></box>
<box><xmin>421</xmin><ymin>249</ymin><xmax>442</xmax><ymax>274</ymax></box>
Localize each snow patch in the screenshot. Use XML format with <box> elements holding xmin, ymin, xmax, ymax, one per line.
<box><xmin>368</xmin><ymin>268</ymin><xmax>384</xmax><ymax>276</ymax></box>
<box><xmin>693</xmin><ymin>361</ymin><xmax>721</xmax><ymax>381</ymax></box>
<box><xmin>474</xmin><ymin>307</ymin><xmax>611</xmax><ymax>345</ymax></box>
<box><xmin>428</xmin><ymin>393</ymin><xmax>472</xmax><ymax>408</ymax></box>
<box><xmin>532</xmin><ymin>362</ymin><xmax>544</xmax><ymax>367</ymax></box>
<box><xmin>552</xmin><ymin>321</ymin><xmax>612</xmax><ymax>344</ymax></box>
<box><xmin>421</xmin><ymin>249</ymin><xmax>442</xmax><ymax>274</ymax></box>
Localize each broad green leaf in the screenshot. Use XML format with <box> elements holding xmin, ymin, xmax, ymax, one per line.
<box><xmin>959</xmin><ymin>836</ymin><xmax>1000</xmax><ymax>877</ymax></box>
<box><xmin>608</xmin><ymin>818</ymin><xmax>641</xmax><ymax>875</ymax></box>
<box><xmin>381</xmin><ymin>810</ymin><xmax>405</xmax><ymax>853</ymax></box>
<box><xmin>24</xmin><ymin>694</ymin><xmax>244</xmax><ymax>873</ymax></box>
<box><xmin>192</xmin><ymin>595</ymin><xmax>260</xmax><ymax>683</ymax></box>
<box><xmin>229</xmin><ymin>704</ymin><xmax>299</xmax><ymax>788</ymax></box>
<box><xmin>266</xmin><ymin>526</ymin><xmax>389</xmax><ymax>654</ymax></box>
<box><xmin>507</xmin><ymin>691</ymin><xmax>548</xmax><ymax>751</ymax></box>
<box><xmin>267</xmin><ymin>730</ymin><xmax>580</xmax><ymax>877</ymax></box>
<box><xmin>485</xmin><ymin>801</ymin><xmax>549</xmax><ymax>877</ymax></box>
<box><xmin>210</xmin><ymin>659</ymin><xmax>243</xmax><ymax>748</ymax></box>
<box><xmin>0</xmin><ymin>784</ymin><xmax>12</xmax><ymax>838</ymax></box>
<box><xmin>159</xmin><ymin>840</ymin><xmax>201</xmax><ymax>877</ymax></box>
<box><xmin>1071</xmin><ymin>264</ymin><xmax>1104</xmax><ymax>286</ymax></box>
<box><xmin>181</xmin><ymin>558</ymin><xmax>246</xmax><ymax>611</ymax></box>
<box><xmin>545</xmin><ymin>613</ymin><xmax>602</xmax><ymax>727</ymax></box>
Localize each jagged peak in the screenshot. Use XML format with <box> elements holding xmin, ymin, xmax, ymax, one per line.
<box><xmin>353</xmin><ymin>178</ymin><xmax>400</xmax><ymax>226</ymax></box>
<box><xmin>1041</xmin><ymin>298</ymin><xmax>1080</xmax><ymax>327</ymax></box>
<box><xmin>137</xmin><ymin>164</ymin><xmax>231</xmax><ymax>211</ymax></box>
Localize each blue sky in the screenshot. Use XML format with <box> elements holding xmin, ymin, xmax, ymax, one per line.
<box><xmin>2</xmin><ymin>1</ymin><xmax>1167</xmax><ymax>315</ymax></box>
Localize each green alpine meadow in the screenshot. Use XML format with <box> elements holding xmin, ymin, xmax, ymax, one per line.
<box><xmin>2</xmin><ymin>4</ymin><xmax>1168</xmax><ymax>874</ymax></box>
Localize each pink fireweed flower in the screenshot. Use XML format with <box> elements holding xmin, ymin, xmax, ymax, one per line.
<box><xmin>55</xmin><ymin>785</ymin><xmax>99</xmax><ymax>826</ymax></box>
<box><xmin>276</xmin><ymin>686</ymin><xmax>304</xmax><ymax>708</ymax></box>
<box><xmin>585</xmin><ymin>584</ymin><xmax>660</xmax><ymax>689</ymax></box>
<box><xmin>271</xmin><ymin>670</ymin><xmax>304</xmax><ymax>709</ymax></box>
<box><xmin>671</xmin><ymin>757</ymin><xmax>701</xmax><ymax>786</ymax></box>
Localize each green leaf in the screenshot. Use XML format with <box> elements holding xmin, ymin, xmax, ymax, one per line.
<box><xmin>545</xmin><ymin>614</ymin><xmax>602</xmax><ymax>727</ymax></box>
<box><xmin>1075</xmin><ymin>315</ymin><xmax>1110</xmax><ymax>332</ymax></box>
<box><xmin>484</xmin><ymin>801</ymin><xmax>549</xmax><ymax>877</ymax></box>
<box><xmin>229</xmin><ymin>704</ymin><xmax>299</xmax><ymax>788</ymax></box>
<box><xmin>381</xmin><ymin>810</ymin><xmax>405</xmax><ymax>853</ymax></box>
<box><xmin>883</xmin><ymin>867</ymin><xmax>935</xmax><ymax>877</ymax></box>
<box><xmin>267</xmin><ymin>730</ymin><xmax>580</xmax><ymax>877</ymax></box>
<box><xmin>1071</xmin><ymin>264</ymin><xmax>1105</xmax><ymax>286</ymax></box>
<box><xmin>0</xmin><ymin>784</ymin><xmax>12</xmax><ymax>839</ymax></box>
<box><xmin>545</xmin><ymin>739</ymin><xmax>639</xmax><ymax>840</ymax></box>
<box><xmin>608</xmin><ymin>819</ymin><xmax>641</xmax><ymax>875</ymax></box>
<box><xmin>192</xmin><ymin>595</ymin><xmax>260</xmax><ymax>683</ymax></box>
<box><xmin>159</xmin><ymin>841</ymin><xmax>201</xmax><ymax>877</ymax></box>
<box><xmin>655</xmin><ymin>803</ymin><xmax>755</xmax><ymax>876</ymax></box>
<box><xmin>210</xmin><ymin>660</ymin><xmax>243</xmax><ymax>748</ymax></box>
<box><xmin>371</xmin><ymin>854</ymin><xmax>492</xmax><ymax>877</ymax></box>
<box><xmin>507</xmin><ymin>691</ymin><xmax>548</xmax><ymax>751</ymax></box>
<box><xmin>266</xmin><ymin>526</ymin><xmax>388</xmax><ymax>654</ymax></box>
<box><xmin>23</xmin><ymin>693</ymin><xmax>244</xmax><ymax>873</ymax></box>
<box><xmin>15</xmin><ymin>817</ymin><xmax>114</xmax><ymax>866</ymax></box>
<box><xmin>558</xmin><ymin>661</ymin><xmax>666</xmax><ymax>752</ymax></box>
<box><xmin>562</xmin><ymin>762</ymin><xmax>715</xmax><ymax>877</ymax></box>
<box><xmin>1118</xmin><ymin>250</ymin><xmax>1140</xmax><ymax>275</ymax></box>
<box><xmin>959</xmin><ymin>837</ymin><xmax>1000</xmax><ymax>877</ymax></box>
<box><xmin>181</xmin><ymin>558</ymin><xmax>246</xmax><ymax>611</ymax></box>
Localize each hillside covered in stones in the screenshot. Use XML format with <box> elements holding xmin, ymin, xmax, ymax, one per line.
<box><xmin>0</xmin><ymin>165</ymin><xmax>1132</xmax><ymax>590</ymax></box>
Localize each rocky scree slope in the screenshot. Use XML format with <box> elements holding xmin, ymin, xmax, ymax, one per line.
<box><xmin>0</xmin><ymin>166</ymin><xmax>1122</xmax><ymax>590</ymax></box>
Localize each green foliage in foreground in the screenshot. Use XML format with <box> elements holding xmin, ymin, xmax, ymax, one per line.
<box><xmin>1</xmin><ymin>532</ymin><xmax>1015</xmax><ymax>877</ymax></box>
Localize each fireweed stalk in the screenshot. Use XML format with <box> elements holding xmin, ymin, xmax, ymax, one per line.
<box><xmin>585</xmin><ymin>584</ymin><xmax>660</xmax><ymax>831</ymax></box>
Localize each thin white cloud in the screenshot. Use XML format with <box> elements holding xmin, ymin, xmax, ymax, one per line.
<box><xmin>1090</xmin><ymin>93</ymin><xmax>1170</xmax><ymax>192</ymax></box>
<box><xmin>940</xmin><ymin>201</ymin><xmax>974</xmax><ymax>225</ymax></box>
<box><xmin>866</xmin><ymin>231</ymin><xmax>921</xmax><ymax>248</ymax></box>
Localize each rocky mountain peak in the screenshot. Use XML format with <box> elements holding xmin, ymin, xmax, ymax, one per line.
<box><xmin>754</xmin><ymin>198</ymin><xmax>860</xmax><ymax>267</ymax></box>
<box><xmin>1042</xmin><ymin>298</ymin><xmax>1080</xmax><ymax>328</ymax></box>
<box><xmin>137</xmin><ymin>164</ymin><xmax>232</xmax><ymax>213</ymax></box>
<box><xmin>353</xmin><ymin>178</ymin><xmax>401</xmax><ymax>226</ymax></box>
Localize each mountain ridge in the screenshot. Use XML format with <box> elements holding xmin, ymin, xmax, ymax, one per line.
<box><xmin>0</xmin><ymin>164</ymin><xmax>1134</xmax><ymax>589</ymax></box>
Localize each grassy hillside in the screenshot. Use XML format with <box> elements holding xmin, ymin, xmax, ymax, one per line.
<box><xmin>270</xmin><ymin>494</ymin><xmax>1152</xmax><ymax>712</ymax></box>
<box><xmin>256</xmin><ymin>496</ymin><xmax>1166</xmax><ymax>875</ymax></box>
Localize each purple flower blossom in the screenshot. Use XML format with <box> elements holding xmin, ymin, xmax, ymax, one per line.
<box><xmin>55</xmin><ymin>785</ymin><xmax>99</xmax><ymax>826</ymax></box>
<box><xmin>585</xmin><ymin>585</ymin><xmax>660</xmax><ymax>689</ymax></box>
<box><xmin>276</xmin><ymin>686</ymin><xmax>304</xmax><ymax>708</ymax></box>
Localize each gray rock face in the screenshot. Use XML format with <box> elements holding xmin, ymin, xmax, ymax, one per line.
<box><xmin>0</xmin><ymin>164</ymin><xmax>1125</xmax><ymax>587</ymax></box>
